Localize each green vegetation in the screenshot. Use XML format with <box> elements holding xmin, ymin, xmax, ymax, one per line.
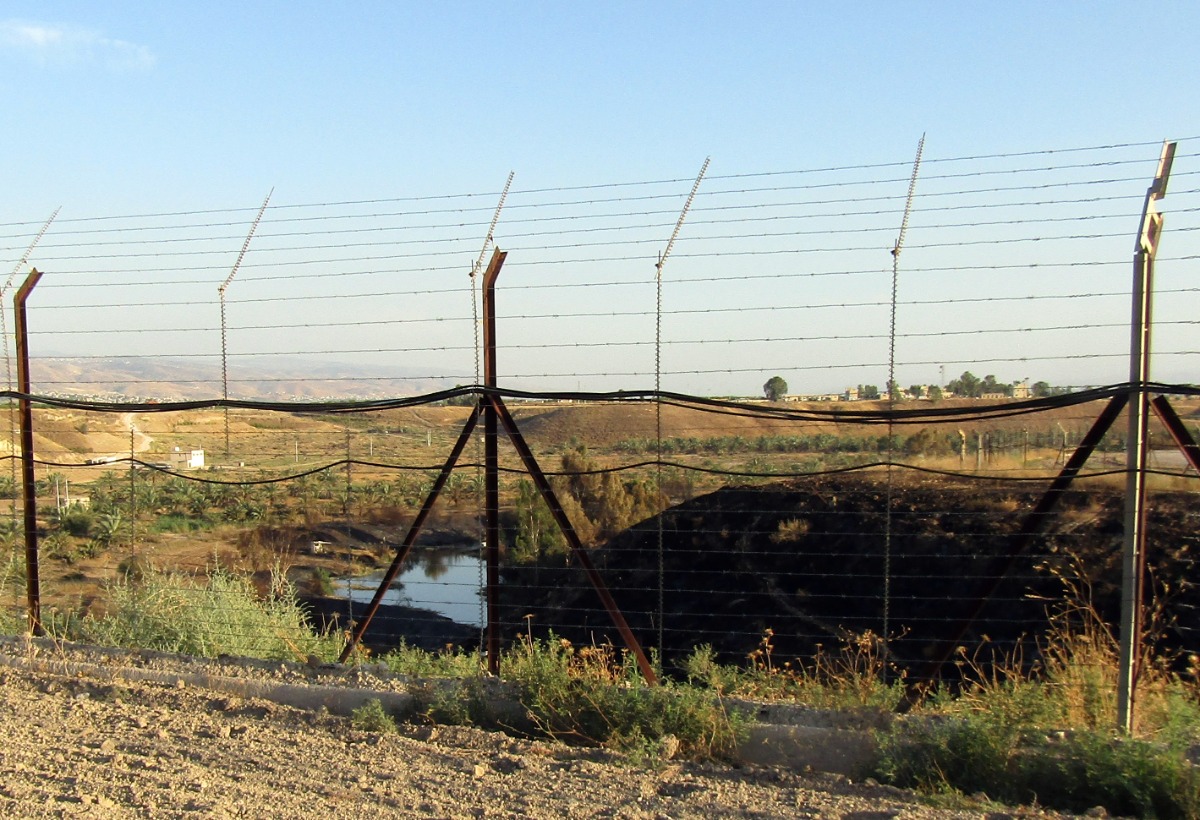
<box><xmin>503</xmin><ymin>634</ymin><xmax>747</xmax><ymax>761</ymax></box>
<box><xmin>762</xmin><ymin>375</ymin><xmax>788</xmax><ymax>401</ymax></box>
<box><xmin>511</xmin><ymin>446</ymin><xmax>662</xmax><ymax>561</ymax></box>
<box><xmin>395</xmin><ymin>634</ymin><xmax>749</xmax><ymax>763</ymax></box>
<box><xmin>350</xmin><ymin>698</ymin><xmax>398</xmax><ymax>734</ymax></box>
<box><xmin>0</xmin><ymin>548</ymin><xmax>25</xmax><ymax>634</ymax></box>
<box><xmin>52</xmin><ymin>503</ymin><xmax>95</xmax><ymax>537</ymax></box>
<box><xmin>380</xmin><ymin>640</ymin><xmax>482</xmax><ymax>679</ymax></box>
<box><xmin>614</xmin><ymin>428</ymin><xmax>1124</xmax><ymax>459</ymax></box>
<box><xmin>70</xmin><ymin>563</ymin><xmax>342</xmax><ymax>662</ymax></box>
<box><xmin>876</xmin><ymin>709</ymin><xmax>1200</xmax><ymax>817</ymax></box>
<box><xmin>151</xmin><ymin>513</ymin><xmax>209</xmax><ymax>533</ymax></box>
<box><xmin>306</xmin><ymin>567</ymin><xmax>335</xmax><ymax>597</ymax></box>
<box><xmin>872</xmin><ymin>613</ymin><xmax>1200</xmax><ymax>818</ymax></box>
<box><xmin>683</xmin><ymin>629</ymin><xmax>906</xmax><ymax>711</ymax></box>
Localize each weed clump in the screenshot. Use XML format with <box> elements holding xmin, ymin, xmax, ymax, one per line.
<box><xmin>74</xmin><ymin>563</ymin><xmax>339</xmax><ymax>662</ymax></box>
<box><xmin>683</xmin><ymin>628</ymin><xmax>907</xmax><ymax>711</ymax></box>
<box><xmin>381</xmin><ymin>640</ymin><xmax>482</xmax><ymax>679</ymax></box>
<box><xmin>502</xmin><ymin>634</ymin><xmax>749</xmax><ymax>762</ymax></box>
<box><xmin>873</xmin><ymin>605</ymin><xmax>1200</xmax><ymax>817</ymax></box>
<box><xmin>876</xmin><ymin>712</ymin><xmax>1200</xmax><ymax>817</ymax></box>
<box><xmin>388</xmin><ymin>633</ymin><xmax>749</xmax><ymax>763</ymax></box>
<box><xmin>351</xmin><ymin>698</ymin><xmax>397</xmax><ymax>734</ymax></box>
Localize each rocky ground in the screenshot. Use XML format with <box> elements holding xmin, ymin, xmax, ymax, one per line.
<box><xmin>0</xmin><ymin>640</ymin><xmax>1065</xmax><ymax>819</ymax></box>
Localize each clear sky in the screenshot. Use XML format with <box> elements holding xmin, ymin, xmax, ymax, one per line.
<box><xmin>0</xmin><ymin>3</ymin><xmax>1198</xmax><ymax>398</ymax></box>
<box><xmin>3</xmin><ymin>2</ymin><xmax>1196</xmax><ymax>204</ymax></box>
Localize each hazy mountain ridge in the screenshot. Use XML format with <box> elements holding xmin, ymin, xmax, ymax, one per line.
<box><xmin>26</xmin><ymin>356</ymin><xmax>456</xmax><ymax>401</ymax></box>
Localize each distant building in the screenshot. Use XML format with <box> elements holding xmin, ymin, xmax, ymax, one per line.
<box><xmin>784</xmin><ymin>393</ymin><xmax>844</xmax><ymax>402</ymax></box>
<box><xmin>168</xmin><ymin>447</ymin><xmax>205</xmax><ymax>469</ymax></box>
<box><xmin>1012</xmin><ymin>380</ymin><xmax>1032</xmax><ymax>399</ymax></box>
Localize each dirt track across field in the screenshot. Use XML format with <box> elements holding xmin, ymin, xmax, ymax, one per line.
<box><xmin>0</xmin><ymin>640</ymin><xmax>1062</xmax><ymax>819</ymax></box>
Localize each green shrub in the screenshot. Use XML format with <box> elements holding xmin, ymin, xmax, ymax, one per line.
<box><xmin>874</xmin><ymin>616</ymin><xmax>1200</xmax><ymax>817</ymax></box>
<box><xmin>875</xmin><ymin>717</ymin><xmax>1200</xmax><ymax>818</ymax></box>
<box><xmin>351</xmin><ymin>698</ymin><xmax>397</xmax><ymax>734</ymax></box>
<box><xmin>151</xmin><ymin>514</ymin><xmax>208</xmax><ymax>533</ymax></box>
<box><xmin>43</xmin><ymin>532</ymin><xmax>78</xmax><ymax>563</ymax></box>
<box><xmin>307</xmin><ymin>567</ymin><xmax>335</xmax><ymax>597</ymax></box>
<box><xmin>56</xmin><ymin>504</ymin><xmax>95</xmax><ymax>537</ymax></box>
<box><xmin>76</xmin><ymin>564</ymin><xmax>339</xmax><ymax>663</ymax></box>
<box><xmin>682</xmin><ymin>630</ymin><xmax>906</xmax><ymax>711</ymax></box>
<box><xmin>0</xmin><ymin>550</ymin><xmax>26</xmax><ymax>634</ymax></box>
<box><xmin>381</xmin><ymin>641</ymin><xmax>482</xmax><ymax>679</ymax></box>
<box><xmin>504</xmin><ymin>635</ymin><xmax>748</xmax><ymax>761</ymax></box>
<box><xmin>411</xmin><ymin>677</ymin><xmax>491</xmax><ymax>727</ymax></box>
<box><xmin>386</xmin><ymin>635</ymin><xmax>747</xmax><ymax>762</ymax></box>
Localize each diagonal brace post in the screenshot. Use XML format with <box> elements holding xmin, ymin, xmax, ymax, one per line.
<box><xmin>337</xmin><ymin>405</ymin><xmax>481</xmax><ymax>663</ymax></box>
<box><xmin>488</xmin><ymin>393</ymin><xmax>658</xmax><ymax>684</ymax></box>
<box><xmin>912</xmin><ymin>394</ymin><xmax>1127</xmax><ymax>691</ymax></box>
<box><xmin>1150</xmin><ymin>395</ymin><xmax>1200</xmax><ymax>475</ymax></box>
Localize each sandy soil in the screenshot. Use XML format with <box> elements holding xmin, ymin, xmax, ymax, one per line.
<box><xmin>0</xmin><ymin>640</ymin><xmax>1058</xmax><ymax>819</ymax></box>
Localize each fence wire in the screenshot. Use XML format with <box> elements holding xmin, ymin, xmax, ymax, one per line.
<box><xmin>0</xmin><ymin>137</ymin><xmax>1196</xmax><ymax>693</ymax></box>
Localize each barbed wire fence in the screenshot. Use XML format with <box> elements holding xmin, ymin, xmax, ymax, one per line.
<box><xmin>0</xmin><ymin>136</ymin><xmax>1197</xmax><ymax>724</ymax></box>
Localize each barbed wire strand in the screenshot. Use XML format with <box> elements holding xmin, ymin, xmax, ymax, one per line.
<box><xmin>885</xmin><ymin>134</ymin><xmax>924</xmax><ymax>671</ymax></box>
<box><xmin>655</xmin><ymin>157</ymin><xmax>709</xmax><ymax>660</ymax></box>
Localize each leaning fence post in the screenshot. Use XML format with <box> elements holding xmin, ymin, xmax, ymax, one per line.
<box><xmin>14</xmin><ymin>268</ymin><xmax>42</xmax><ymax>635</ymax></box>
<box><xmin>1118</xmin><ymin>140</ymin><xmax>1175</xmax><ymax>733</ymax></box>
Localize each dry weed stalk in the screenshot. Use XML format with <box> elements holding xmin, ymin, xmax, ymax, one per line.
<box><xmin>950</xmin><ymin>545</ymin><xmax>1200</xmax><ymax>737</ymax></box>
<box><xmin>739</xmin><ymin>627</ymin><xmax>904</xmax><ymax>709</ymax></box>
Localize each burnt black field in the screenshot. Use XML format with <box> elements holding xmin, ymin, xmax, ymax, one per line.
<box><xmin>497</xmin><ymin>474</ymin><xmax>1199</xmax><ymax>683</ymax></box>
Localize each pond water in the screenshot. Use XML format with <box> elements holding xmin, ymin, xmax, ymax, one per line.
<box><xmin>332</xmin><ymin>549</ymin><xmax>486</xmax><ymax>627</ymax></box>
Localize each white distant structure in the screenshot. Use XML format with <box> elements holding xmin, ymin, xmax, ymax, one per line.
<box><xmin>169</xmin><ymin>447</ymin><xmax>205</xmax><ymax>469</ymax></box>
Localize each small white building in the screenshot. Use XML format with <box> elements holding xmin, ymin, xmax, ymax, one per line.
<box><xmin>169</xmin><ymin>447</ymin><xmax>205</xmax><ymax>469</ymax></box>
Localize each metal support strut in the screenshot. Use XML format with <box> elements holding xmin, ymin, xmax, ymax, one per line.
<box><xmin>482</xmin><ymin>250</ymin><xmax>504</xmax><ymax>674</ymax></box>
<box><xmin>910</xmin><ymin>394</ymin><xmax>1128</xmax><ymax>695</ymax></box>
<box><xmin>337</xmin><ymin>408</ymin><xmax>481</xmax><ymax>664</ymax></box>
<box><xmin>15</xmin><ymin>269</ymin><xmax>42</xmax><ymax>635</ymax></box>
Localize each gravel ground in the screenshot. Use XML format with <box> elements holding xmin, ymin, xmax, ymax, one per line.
<box><xmin>0</xmin><ymin>640</ymin><xmax>1063</xmax><ymax>819</ymax></box>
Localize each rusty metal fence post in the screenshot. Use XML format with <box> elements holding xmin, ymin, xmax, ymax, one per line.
<box><xmin>14</xmin><ymin>268</ymin><xmax>42</xmax><ymax>635</ymax></box>
<box><xmin>1118</xmin><ymin>140</ymin><xmax>1175</xmax><ymax>732</ymax></box>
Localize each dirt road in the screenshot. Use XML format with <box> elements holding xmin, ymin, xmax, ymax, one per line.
<box><xmin>0</xmin><ymin>641</ymin><xmax>1052</xmax><ymax>819</ymax></box>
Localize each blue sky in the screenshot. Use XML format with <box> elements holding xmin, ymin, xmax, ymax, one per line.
<box><xmin>3</xmin><ymin>2</ymin><xmax>1194</xmax><ymax>206</ymax></box>
<box><xmin>0</xmin><ymin>3</ymin><xmax>1197</xmax><ymax>397</ymax></box>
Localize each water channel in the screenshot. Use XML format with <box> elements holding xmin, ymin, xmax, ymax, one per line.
<box><xmin>332</xmin><ymin>548</ymin><xmax>486</xmax><ymax>628</ymax></box>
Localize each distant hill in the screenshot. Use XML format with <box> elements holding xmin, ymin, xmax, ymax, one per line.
<box><xmin>26</xmin><ymin>356</ymin><xmax>457</xmax><ymax>401</ymax></box>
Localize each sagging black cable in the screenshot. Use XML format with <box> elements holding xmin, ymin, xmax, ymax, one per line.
<box><xmin>5</xmin><ymin>382</ymin><xmax>1196</xmax><ymax>424</ymax></box>
<box><xmin>24</xmin><ymin>452</ymin><xmax>1195</xmax><ymax>489</ymax></box>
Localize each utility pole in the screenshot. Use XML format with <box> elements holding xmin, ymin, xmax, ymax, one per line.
<box><xmin>1118</xmin><ymin>140</ymin><xmax>1175</xmax><ymax>733</ymax></box>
